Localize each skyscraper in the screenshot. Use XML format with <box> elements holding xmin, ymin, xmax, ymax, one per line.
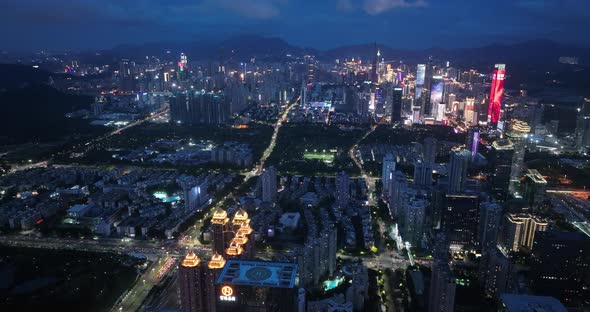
<box><xmin>575</xmin><ymin>98</ymin><xmax>590</xmax><ymax>154</ymax></box>
<box><xmin>448</xmin><ymin>149</ymin><xmax>470</xmax><ymax>194</ymax></box>
<box><xmin>429</xmin><ymin>234</ymin><xmax>456</xmax><ymax>312</ymax></box>
<box><xmin>488</xmin><ymin>64</ymin><xmax>506</xmax><ymax>127</ymax></box>
<box><xmin>479</xmin><ymin>201</ymin><xmax>503</xmax><ymax>252</ymax></box>
<box><xmin>491</xmin><ymin>139</ymin><xmax>514</xmax><ymax>199</ymax></box>
<box><xmin>413</xmin><ymin>160</ymin><xmax>434</xmax><ymax>187</ymax></box>
<box><xmin>336</xmin><ymin>171</ymin><xmax>350</xmax><ymax>209</ymax></box>
<box><xmin>481</xmin><ymin>247</ymin><xmax>513</xmax><ymax>300</ymax></box>
<box><xmin>403</xmin><ymin>198</ymin><xmax>428</xmax><ymax>247</ymax></box>
<box><xmin>415</xmin><ymin>64</ymin><xmax>426</xmax><ymax>100</ymax></box>
<box><xmin>388</xmin><ymin>171</ymin><xmax>407</xmax><ymax>217</ymax></box>
<box><xmin>382</xmin><ymin>154</ymin><xmax>396</xmax><ymax>194</ymax></box>
<box><xmin>531</xmin><ymin>231</ymin><xmax>590</xmax><ymax>307</ymax></box>
<box><xmin>465</xmin><ymin>128</ymin><xmax>480</xmax><ymax>157</ymax></box>
<box><xmin>261</xmin><ymin>166</ymin><xmax>277</xmax><ymax>203</ymax></box>
<box><xmin>392</xmin><ymin>87</ymin><xmax>403</xmax><ymax>122</ymax></box>
<box><xmin>463</xmin><ymin>97</ymin><xmax>477</xmax><ymax>125</ymax></box>
<box><xmin>423</xmin><ymin>137</ymin><xmax>438</xmax><ymax>164</ymax></box>
<box><xmin>178</xmin><ymin>251</ymin><xmax>206</xmax><ymax>312</ymax></box>
<box><xmin>211</xmin><ymin>208</ymin><xmax>230</xmax><ymax>256</ymax></box>
<box><xmin>500</xmin><ymin>213</ymin><xmax>548</xmax><ymax>253</ymax></box>
<box><xmin>523</xmin><ymin>169</ymin><xmax>547</xmax><ymax>209</ymax></box>
<box><xmin>442</xmin><ymin>194</ymin><xmax>479</xmax><ymax>248</ymax></box>
<box><xmin>170</xmin><ymin>91</ymin><xmax>229</xmax><ymax>125</ymax></box>
<box><xmin>506</xmin><ymin>120</ymin><xmax>530</xmax><ymax>195</ymax></box>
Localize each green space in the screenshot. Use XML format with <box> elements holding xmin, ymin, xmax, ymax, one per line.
<box><xmin>267</xmin><ymin>124</ymin><xmax>367</xmax><ymax>175</ymax></box>
<box><xmin>303</xmin><ymin>151</ymin><xmax>335</xmax><ymax>163</ymax></box>
<box><xmin>0</xmin><ymin>246</ymin><xmax>141</xmax><ymax>312</ymax></box>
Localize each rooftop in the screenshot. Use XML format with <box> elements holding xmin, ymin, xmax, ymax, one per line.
<box><xmin>500</xmin><ymin>294</ymin><xmax>567</xmax><ymax>312</ymax></box>
<box><xmin>216</xmin><ymin>260</ymin><xmax>297</xmax><ymax>289</ymax></box>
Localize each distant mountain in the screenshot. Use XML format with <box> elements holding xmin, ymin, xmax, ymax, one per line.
<box><xmin>109</xmin><ymin>35</ymin><xmax>317</xmax><ymax>62</ymax></box>
<box><xmin>321</xmin><ymin>39</ymin><xmax>590</xmax><ymax>67</ymax></box>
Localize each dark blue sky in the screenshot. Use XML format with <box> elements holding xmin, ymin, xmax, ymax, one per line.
<box><xmin>1</xmin><ymin>0</ymin><xmax>589</xmax><ymax>52</ymax></box>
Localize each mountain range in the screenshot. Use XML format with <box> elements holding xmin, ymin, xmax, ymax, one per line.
<box><xmin>102</xmin><ymin>35</ymin><xmax>590</xmax><ymax>67</ymax></box>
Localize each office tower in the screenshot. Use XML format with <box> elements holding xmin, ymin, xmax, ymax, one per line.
<box><xmin>211</xmin><ymin>208</ymin><xmax>230</xmax><ymax>256</ymax></box>
<box><xmin>416</xmin><ymin>64</ymin><xmax>426</xmax><ymax>99</ymax></box>
<box><xmin>506</xmin><ymin>120</ymin><xmax>530</xmax><ymax>195</ymax></box>
<box><xmin>226</xmin><ymin>222</ymin><xmax>255</xmax><ymax>260</ymax></box>
<box><xmin>170</xmin><ymin>91</ymin><xmax>229</xmax><ymax>125</ymax></box>
<box><xmin>463</xmin><ymin>97</ymin><xmax>476</xmax><ymax>125</ymax></box>
<box><xmin>429</xmin><ymin>76</ymin><xmax>444</xmax><ymax>116</ymax></box>
<box><xmin>531</xmin><ymin>231</ymin><xmax>590</xmax><ymax>307</ymax></box>
<box><xmin>523</xmin><ymin>169</ymin><xmax>547</xmax><ymax>209</ymax></box>
<box><xmin>447</xmin><ymin>149</ymin><xmax>470</xmax><ymax>194</ymax></box>
<box><xmin>261</xmin><ymin>166</ymin><xmax>277</xmax><ymax>203</ymax></box>
<box><xmin>442</xmin><ymin>194</ymin><xmax>479</xmax><ymax>248</ymax></box>
<box><xmin>403</xmin><ymin>198</ymin><xmax>427</xmax><ymax>247</ymax></box>
<box><xmin>488</xmin><ymin>64</ymin><xmax>506</xmax><ymax>127</ymax></box>
<box><xmin>429</xmin><ymin>252</ymin><xmax>456</xmax><ymax>312</ymax></box>
<box><xmin>499</xmin><ymin>213</ymin><xmax>548</xmax><ymax>252</ymax></box>
<box><xmin>499</xmin><ymin>294</ymin><xmax>567</xmax><ymax>312</ymax></box>
<box><xmin>382</xmin><ymin>154</ymin><xmax>396</xmax><ymax>194</ymax></box>
<box><xmin>392</xmin><ymin>87</ymin><xmax>403</xmax><ymax>122</ymax></box>
<box><xmin>178</xmin><ymin>251</ymin><xmax>206</xmax><ymax>312</ymax></box>
<box><xmin>388</xmin><ymin>171</ymin><xmax>407</xmax><ymax>217</ymax></box>
<box><xmin>336</xmin><ymin>171</ymin><xmax>350</xmax><ymax>209</ymax></box>
<box><xmin>491</xmin><ymin>139</ymin><xmax>514</xmax><ymax>199</ymax></box>
<box><xmin>446</xmin><ymin>93</ymin><xmax>456</xmax><ymax>111</ymax></box>
<box><xmin>479</xmin><ymin>201</ymin><xmax>503</xmax><ymax>252</ymax></box>
<box><xmin>465</xmin><ymin>128</ymin><xmax>480</xmax><ymax>157</ymax></box>
<box><xmin>575</xmin><ymin>98</ymin><xmax>590</xmax><ymax>154</ymax></box>
<box><xmin>414</xmin><ymin>160</ymin><xmax>433</xmax><ymax>187</ymax></box>
<box><xmin>178</xmin><ymin>53</ymin><xmax>188</xmax><ymax>81</ymax></box>
<box><xmin>423</xmin><ymin>137</ymin><xmax>437</xmax><ymax>163</ymax></box>
<box><xmin>480</xmin><ymin>247</ymin><xmax>513</xmax><ymax>300</ymax></box>
<box><xmin>118</xmin><ymin>59</ymin><xmax>134</xmax><ymax>92</ymax></box>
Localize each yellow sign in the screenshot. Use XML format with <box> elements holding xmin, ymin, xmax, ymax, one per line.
<box><xmin>221</xmin><ymin>286</ymin><xmax>233</xmax><ymax>297</ymax></box>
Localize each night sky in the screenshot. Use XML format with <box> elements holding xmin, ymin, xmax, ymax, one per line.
<box><xmin>1</xmin><ymin>0</ymin><xmax>590</xmax><ymax>52</ymax></box>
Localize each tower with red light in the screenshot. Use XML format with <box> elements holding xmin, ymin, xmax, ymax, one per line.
<box><xmin>488</xmin><ymin>64</ymin><xmax>506</xmax><ymax>128</ymax></box>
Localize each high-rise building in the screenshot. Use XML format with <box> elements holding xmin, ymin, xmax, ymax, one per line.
<box><xmin>442</xmin><ymin>194</ymin><xmax>479</xmax><ymax>248</ymax></box>
<box><xmin>211</xmin><ymin>208</ymin><xmax>230</xmax><ymax>256</ymax></box>
<box><xmin>392</xmin><ymin>87</ymin><xmax>403</xmax><ymax>122</ymax></box>
<box><xmin>480</xmin><ymin>247</ymin><xmax>513</xmax><ymax>300</ymax></box>
<box><xmin>171</xmin><ymin>91</ymin><xmax>229</xmax><ymax>125</ymax></box>
<box><xmin>261</xmin><ymin>166</ymin><xmax>277</xmax><ymax>203</ymax></box>
<box><xmin>465</xmin><ymin>128</ymin><xmax>480</xmax><ymax>157</ymax></box>
<box><xmin>413</xmin><ymin>160</ymin><xmax>433</xmax><ymax>187</ymax></box>
<box><xmin>118</xmin><ymin>59</ymin><xmax>135</xmax><ymax>93</ymax></box>
<box><xmin>178</xmin><ymin>251</ymin><xmax>207</xmax><ymax>312</ymax></box>
<box><xmin>523</xmin><ymin>169</ymin><xmax>547</xmax><ymax>209</ymax></box>
<box><xmin>499</xmin><ymin>294</ymin><xmax>567</xmax><ymax>312</ymax></box>
<box><xmin>499</xmin><ymin>213</ymin><xmax>548</xmax><ymax>252</ymax></box>
<box><xmin>479</xmin><ymin>201</ymin><xmax>503</xmax><ymax>252</ymax></box>
<box><xmin>506</xmin><ymin>120</ymin><xmax>530</xmax><ymax>195</ymax></box>
<box><xmin>428</xmin><ymin>76</ymin><xmax>444</xmax><ymax>117</ymax></box>
<box><xmin>491</xmin><ymin>139</ymin><xmax>514</xmax><ymax>200</ymax></box>
<box><xmin>388</xmin><ymin>171</ymin><xmax>407</xmax><ymax>217</ymax></box>
<box><xmin>416</xmin><ymin>64</ymin><xmax>426</xmax><ymax>100</ymax></box>
<box><xmin>463</xmin><ymin>97</ymin><xmax>477</xmax><ymax>125</ymax></box>
<box><xmin>382</xmin><ymin>154</ymin><xmax>396</xmax><ymax>194</ymax></box>
<box><xmin>448</xmin><ymin>149</ymin><xmax>470</xmax><ymax>194</ymax></box>
<box><xmin>423</xmin><ymin>137</ymin><xmax>437</xmax><ymax>164</ymax></box>
<box><xmin>178</xmin><ymin>53</ymin><xmax>188</xmax><ymax>81</ymax></box>
<box><xmin>488</xmin><ymin>64</ymin><xmax>506</xmax><ymax>127</ymax></box>
<box><xmin>531</xmin><ymin>231</ymin><xmax>590</xmax><ymax>307</ymax></box>
<box><xmin>429</xmin><ymin>260</ymin><xmax>456</xmax><ymax>312</ymax></box>
<box><xmin>575</xmin><ymin>98</ymin><xmax>590</xmax><ymax>154</ymax></box>
<box><xmin>403</xmin><ymin>198</ymin><xmax>428</xmax><ymax>247</ymax></box>
<box><xmin>336</xmin><ymin>171</ymin><xmax>350</xmax><ymax>209</ymax></box>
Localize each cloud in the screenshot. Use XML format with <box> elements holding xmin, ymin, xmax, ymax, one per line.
<box><xmin>337</xmin><ymin>0</ymin><xmax>354</xmax><ymax>12</ymax></box>
<box><xmin>363</xmin><ymin>0</ymin><xmax>428</xmax><ymax>15</ymax></box>
<box><xmin>212</xmin><ymin>0</ymin><xmax>286</xmax><ymax>19</ymax></box>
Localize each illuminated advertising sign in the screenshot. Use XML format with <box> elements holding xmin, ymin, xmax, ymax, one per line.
<box><xmin>488</xmin><ymin>64</ymin><xmax>506</xmax><ymax>125</ymax></box>
<box><xmin>220</xmin><ymin>286</ymin><xmax>236</xmax><ymax>302</ymax></box>
<box><xmin>430</xmin><ymin>76</ymin><xmax>443</xmax><ymax>106</ymax></box>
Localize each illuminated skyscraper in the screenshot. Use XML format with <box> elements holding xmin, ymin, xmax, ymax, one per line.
<box><xmin>491</xmin><ymin>139</ymin><xmax>514</xmax><ymax>199</ymax></box>
<box><xmin>178</xmin><ymin>53</ymin><xmax>188</xmax><ymax>81</ymax></box>
<box><xmin>415</xmin><ymin>64</ymin><xmax>426</xmax><ymax>100</ymax></box>
<box><xmin>178</xmin><ymin>251</ymin><xmax>207</xmax><ymax>312</ymax></box>
<box><xmin>506</xmin><ymin>120</ymin><xmax>530</xmax><ymax>195</ymax></box>
<box><xmin>488</xmin><ymin>64</ymin><xmax>506</xmax><ymax>127</ymax></box>
<box><xmin>479</xmin><ymin>201</ymin><xmax>503</xmax><ymax>252</ymax></box>
<box><xmin>500</xmin><ymin>213</ymin><xmax>548</xmax><ymax>252</ymax></box>
<box><xmin>575</xmin><ymin>98</ymin><xmax>590</xmax><ymax>154</ymax></box>
<box><xmin>212</xmin><ymin>208</ymin><xmax>230</xmax><ymax>256</ymax></box>
<box><xmin>391</xmin><ymin>87</ymin><xmax>403</xmax><ymax>122</ymax></box>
